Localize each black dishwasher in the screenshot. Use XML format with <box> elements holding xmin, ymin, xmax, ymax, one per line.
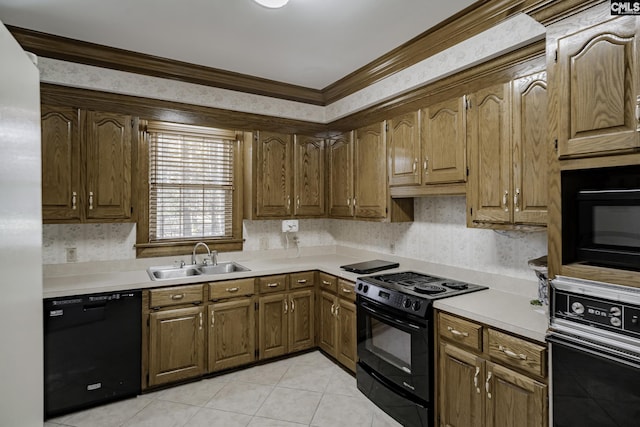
<box><xmin>44</xmin><ymin>290</ymin><xmax>142</xmax><ymax>418</ymax></box>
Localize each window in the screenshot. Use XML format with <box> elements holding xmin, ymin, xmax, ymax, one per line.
<box><xmin>136</xmin><ymin>121</ymin><xmax>243</xmax><ymax>257</ymax></box>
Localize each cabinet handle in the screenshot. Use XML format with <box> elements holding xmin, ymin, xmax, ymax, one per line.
<box><xmin>211</xmin><ymin>309</ymin><xmax>215</xmax><ymax>326</ymax></box>
<box><xmin>335</xmin><ymin>305</ymin><xmax>340</xmax><ymax>317</ymax></box>
<box><xmin>485</xmin><ymin>371</ymin><xmax>493</xmax><ymax>399</ymax></box>
<box><xmin>636</xmin><ymin>97</ymin><xmax>640</xmax><ymax>130</ymax></box>
<box><xmin>502</xmin><ymin>190</ymin><xmax>509</xmax><ymax>212</ymax></box>
<box><xmin>297</xmin><ymin>279</ymin><xmax>307</xmax><ymax>284</ymax></box>
<box><xmin>267</xmin><ymin>283</ymin><xmax>280</xmax><ymax>288</ymax></box>
<box><xmin>514</xmin><ymin>188</ymin><xmax>520</xmax><ymax>213</ymax></box>
<box><xmin>447</xmin><ymin>326</ymin><xmax>469</xmax><ymax>338</ymax></box>
<box><xmin>88</xmin><ymin>191</ymin><xmax>94</xmax><ymax>210</ymax></box>
<box><xmin>287</xmin><ymin>195</ymin><xmax>291</xmax><ymax>209</ymax></box>
<box><xmin>297</xmin><ymin>196</ymin><xmax>300</xmax><ymax>209</ymax></box>
<box><xmin>199</xmin><ymin>312</ymin><xmax>203</xmax><ymax>330</ymax></box>
<box><xmin>225</xmin><ymin>287</ymin><xmax>239</xmax><ymax>293</ymax></box>
<box><xmin>347</xmin><ymin>198</ymin><xmax>351</xmax><ymax>206</ymax></box>
<box><xmin>498</xmin><ymin>345</ymin><xmax>527</xmax><ymax>360</ymax></box>
<box><xmin>341</xmin><ymin>288</ymin><xmax>352</xmax><ymax>293</ymax></box>
<box><xmin>284</xmin><ymin>299</ymin><xmax>288</xmax><ymax>314</ymax></box>
<box><xmin>412</xmin><ymin>158</ymin><xmax>417</xmax><ymax>174</ymax></box>
<box><xmin>290</xmin><ymin>298</ymin><xmax>295</xmax><ymax>312</ymax></box>
<box><xmin>322</xmin><ymin>280</ymin><xmax>332</xmax><ymax>286</ymax></box>
<box><xmin>171</xmin><ymin>293</ymin><xmax>185</xmax><ymax>300</ymax></box>
<box><xmin>424</xmin><ymin>157</ymin><xmax>429</xmax><ymax>173</ymax></box>
<box><xmin>72</xmin><ymin>191</ymin><xmax>77</xmax><ymax>210</ymax></box>
<box><xmin>330</xmin><ymin>303</ymin><xmax>335</xmax><ymax>315</ymax></box>
<box><xmin>353</xmin><ymin>197</ymin><xmax>357</xmax><ymax>207</ymax></box>
<box><xmin>473</xmin><ymin>366</ymin><xmax>481</xmax><ymax>393</ymax></box>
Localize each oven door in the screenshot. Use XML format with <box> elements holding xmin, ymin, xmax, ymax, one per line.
<box><xmin>357</xmin><ymin>296</ymin><xmax>430</xmax><ymax>402</ymax></box>
<box><xmin>548</xmin><ymin>333</ymin><xmax>640</xmax><ymax>427</ymax></box>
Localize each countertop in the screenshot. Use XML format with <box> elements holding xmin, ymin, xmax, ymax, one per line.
<box><xmin>43</xmin><ymin>247</ymin><xmax>549</xmax><ymax>343</ymax></box>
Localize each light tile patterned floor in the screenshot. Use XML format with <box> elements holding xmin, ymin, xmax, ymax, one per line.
<box><xmin>46</xmin><ymin>351</ymin><xmax>402</xmax><ymax>427</ymax></box>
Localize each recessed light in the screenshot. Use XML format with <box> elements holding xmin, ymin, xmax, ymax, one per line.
<box><xmin>253</xmin><ymin>0</ymin><xmax>289</xmax><ymax>9</ymax></box>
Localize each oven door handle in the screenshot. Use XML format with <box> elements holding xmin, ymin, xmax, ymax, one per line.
<box><xmin>359</xmin><ymin>301</ymin><xmax>422</xmax><ymax>331</ymax></box>
<box><xmin>548</xmin><ymin>333</ymin><xmax>640</xmax><ymax>369</ymax></box>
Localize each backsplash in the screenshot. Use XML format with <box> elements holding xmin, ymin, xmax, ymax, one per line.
<box><xmin>43</xmin><ymin>197</ymin><xmax>547</xmax><ymax>283</ymax></box>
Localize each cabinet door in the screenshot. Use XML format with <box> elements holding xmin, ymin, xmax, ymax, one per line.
<box><xmin>255</xmin><ymin>131</ymin><xmax>292</xmax><ymax>218</ymax></box>
<box><xmin>467</xmin><ymin>83</ymin><xmax>512</xmax><ymax>224</ymax></box>
<box><xmin>422</xmin><ymin>96</ymin><xmax>466</xmax><ymax>184</ymax></box>
<box><xmin>148</xmin><ymin>306</ymin><xmax>205</xmax><ymax>387</ymax></box>
<box><xmin>258</xmin><ymin>293</ymin><xmax>288</xmax><ymax>360</ymax></box>
<box><xmin>328</xmin><ymin>133</ymin><xmax>353</xmax><ymax>218</ymax></box>
<box><xmin>512</xmin><ymin>73</ymin><xmax>548</xmax><ymax>226</ymax></box>
<box><xmin>485</xmin><ymin>362</ymin><xmax>547</xmax><ymax>427</ymax></box>
<box><xmin>354</xmin><ymin>122</ymin><xmax>387</xmax><ymax>219</ymax></box>
<box><xmin>388</xmin><ymin>111</ymin><xmax>421</xmax><ymax>186</ymax></box>
<box><xmin>41</xmin><ymin>105</ymin><xmax>81</xmax><ymax>221</ymax></box>
<box><xmin>294</xmin><ymin>135</ymin><xmax>325</xmax><ymax>217</ymax></box>
<box><xmin>318</xmin><ymin>291</ymin><xmax>337</xmax><ymax>357</ymax></box>
<box><xmin>85</xmin><ymin>110</ymin><xmax>132</xmax><ymax>220</ymax></box>
<box><xmin>336</xmin><ymin>298</ymin><xmax>357</xmax><ymax>372</ymax></box>
<box><xmin>208</xmin><ymin>298</ymin><xmax>255</xmax><ymax>372</ymax></box>
<box><xmin>288</xmin><ymin>289</ymin><xmax>315</xmax><ymax>352</ymax></box>
<box><xmin>557</xmin><ymin>17</ymin><xmax>640</xmax><ymax>158</ymax></box>
<box><xmin>439</xmin><ymin>343</ymin><xmax>484</xmax><ymax>427</ymax></box>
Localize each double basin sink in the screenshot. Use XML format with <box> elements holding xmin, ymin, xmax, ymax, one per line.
<box><xmin>148</xmin><ymin>262</ymin><xmax>250</xmax><ymax>281</ymax></box>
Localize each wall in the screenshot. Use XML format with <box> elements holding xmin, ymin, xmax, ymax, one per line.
<box><xmin>43</xmin><ymin>197</ymin><xmax>547</xmax><ymax>283</ymax></box>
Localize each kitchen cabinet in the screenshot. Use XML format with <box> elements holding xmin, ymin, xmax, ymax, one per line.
<box><xmin>258</xmin><ymin>272</ymin><xmax>315</xmax><ymax>360</ymax></box>
<box><xmin>146</xmin><ymin>285</ymin><xmax>206</xmax><ymax>387</ymax></box>
<box><xmin>388</xmin><ymin>111</ymin><xmax>421</xmax><ymax>186</ymax></box>
<box><xmin>317</xmin><ymin>274</ymin><xmax>357</xmax><ymax>372</ymax></box>
<box><xmin>437</xmin><ymin>311</ymin><xmax>547</xmax><ymax>427</ymax></box>
<box><xmin>554</xmin><ymin>15</ymin><xmax>640</xmax><ymax>159</ymax></box>
<box><xmin>247</xmin><ymin>131</ymin><xmax>325</xmax><ymax>219</ymax></box>
<box><xmin>467</xmin><ymin>72</ymin><xmax>548</xmax><ymax>228</ymax></box>
<box><xmin>208</xmin><ymin>278</ymin><xmax>256</xmax><ymax>372</ymax></box>
<box><xmin>328</xmin><ymin>126</ymin><xmax>413</xmax><ymax>222</ymax></box>
<box><xmin>41</xmin><ymin>105</ymin><xmax>133</xmax><ymax>222</ymax></box>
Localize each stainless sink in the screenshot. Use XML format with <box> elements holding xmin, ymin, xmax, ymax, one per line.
<box><xmin>147</xmin><ymin>262</ymin><xmax>250</xmax><ymax>281</ymax></box>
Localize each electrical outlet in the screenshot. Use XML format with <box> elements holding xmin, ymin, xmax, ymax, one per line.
<box><xmin>66</xmin><ymin>247</ymin><xmax>78</xmax><ymax>263</ymax></box>
<box><xmin>282</xmin><ymin>219</ymin><xmax>299</xmax><ymax>233</ymax></box>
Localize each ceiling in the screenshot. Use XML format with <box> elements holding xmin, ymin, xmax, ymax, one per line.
<box><xmin>0</xmin><ymin>0</ymin><xmax>477</xmax><ymax>90</ymax></box>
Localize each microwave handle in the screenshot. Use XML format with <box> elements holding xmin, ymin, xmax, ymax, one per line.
<box><xmin>358</xmin><ymin>301</ymin><xmax>422</xmax><ymax>331</ymax></box>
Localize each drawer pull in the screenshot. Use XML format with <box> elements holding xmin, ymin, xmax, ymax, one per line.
<box><xmin>171</xmin><ymin>294</ymin><xmax>185</xmax><ymax>300</ymax></box>
<box><xmin>225</xmin><ymin>287</ymin><xmax>239</xmax><ymax>293</ymax></box>
<box><xmin>341</xmin><ymin>288</ymin><xmax>352</xmax><ymax>293</ymax></box>
<box><xmin>447</xmin><ymin>326</ymin><xmax>469</xmax><ymax>338</ymax></box>
<box><xmin>498</xmin><ymin>345</ymin><xmax>527</xmax><ymax>360</ymax></box>
<box><xmin>296</xmin><ymin>279</ymin><xmax>307</xmax><ymax>284</ymax></box>
<box><xmin>486</xmin><ymin>371</ymin><xmax>493</xmax><ymax>399</ymax></box>
<box><xmin>267</xmin><ymin>283</ymin><xmax>280</xmax><ymax>288</ymax></box>
<box><xmin>322</xmin><ymin>280</ymin><xmax>332</xmax><ymax>286</ymax></box>
<box><xmin>473</xmin><ymin>366</ymin><xmax>481</xmax><ymax>393</ymax></box>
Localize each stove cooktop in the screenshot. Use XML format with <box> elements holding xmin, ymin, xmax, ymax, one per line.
<box><xmin>355</xmin><ymin>271</ymin><xmax>487</xmax><ymax>317</ymax></box>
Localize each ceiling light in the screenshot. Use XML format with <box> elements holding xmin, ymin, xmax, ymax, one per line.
<box><xmin>253</xmin><ymin>0</ymin><xmax>289</xmax><ymax>8</ymax></box>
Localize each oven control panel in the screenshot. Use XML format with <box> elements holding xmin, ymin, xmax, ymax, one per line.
<box><xmin>355</xmin><ymin>279</ymin><xmax>428</xmax><ymax>317</ymax></box>
<box><xmin>553</xmin><ymin>291</ymin><xmax>640</xmax><ymax>337</ymax></box>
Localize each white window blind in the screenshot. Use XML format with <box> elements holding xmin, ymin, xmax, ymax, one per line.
<box><xmin>147</xmin><ymin>122</ymin><xmax>237</xmax><ymax>242</ymax></box>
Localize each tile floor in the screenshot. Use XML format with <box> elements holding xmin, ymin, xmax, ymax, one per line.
<box><xmin>45</xmin><ymin>351</ymin><xmax>402</xmax><ymax>427</ymax></box>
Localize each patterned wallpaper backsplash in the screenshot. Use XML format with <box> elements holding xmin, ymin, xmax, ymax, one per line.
<box><xmin>43</xmin><ymin>197</ymin><xmax>546</xmax><ymax>282</ymax></box>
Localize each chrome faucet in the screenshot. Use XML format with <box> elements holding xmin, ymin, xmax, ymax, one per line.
<box><xmin>192</xmin><ymin>241</ymin><xmax>211</xmax><ymax>265</ymax></box>
<box><xmin>210</xmin><ymin>250</ymin><xmax>218</xmax><ymax>266</ymax></box>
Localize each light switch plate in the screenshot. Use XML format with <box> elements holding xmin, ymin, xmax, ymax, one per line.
<box><xmin>282</xmin><ymin>219</ymin><xmax>299</xmax><ymax>233</ymax></box>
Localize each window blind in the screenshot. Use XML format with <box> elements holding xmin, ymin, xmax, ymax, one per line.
<box><xmin>147</xmin><ymin>122</ymin><xmax>237</xmax><ymax>242</ymax></box>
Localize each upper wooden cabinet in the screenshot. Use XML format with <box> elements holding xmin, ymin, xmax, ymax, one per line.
<box><xmin>247</xmin><ymin>131</ymin><xmax>325</xmax><ymax>219</ymax></box>
<box><xmin>328</xmin><ymin>126</ymin><xmax>413</xmax><ymax>222</ymax></box>
<box><xmin>41</xmin><ymin>105</ymin><xmax>134</xmax><ymax>222</ymax></box>
<box><xmin>467</xmin><ymin>73</ymin><xmax>548</xmax><ymax>228</ymax></box>
<box><xmin>555</xmin><ymin>16</ymin><xmax>640</xmax><ymax>159</ymax></box>
<box><xmin>388</xmin><ymin>111</ymin><xmax>421</xmax><ymax>186</ymax></box>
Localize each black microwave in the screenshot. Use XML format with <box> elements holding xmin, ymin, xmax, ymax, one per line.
<box><xmin>576</xmin><ymin>189</ymin><xmax>640</xmax><ymax>270</ymax></box>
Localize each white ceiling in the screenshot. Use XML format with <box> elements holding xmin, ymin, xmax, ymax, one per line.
<box><xmin>0</xmin><ymin>0</ymin><xmax>477</xmax><ymax>90</ymax></box>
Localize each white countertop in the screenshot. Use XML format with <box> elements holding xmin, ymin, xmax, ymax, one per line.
<box><xmin>43</xmin><ymin>246</ymin><xmax>549</xmax><ymax>343</ymax></box>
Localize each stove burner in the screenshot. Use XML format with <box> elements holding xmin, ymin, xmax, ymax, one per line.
<box><xmin>414</xmin><ymin>284</ymin><xmax>447</xmax><ymax>294</ymax></box>
<box><xmin>442</xmin><ymin>282</ymin><xmax>468</xmax><ymax>290</ymax></box>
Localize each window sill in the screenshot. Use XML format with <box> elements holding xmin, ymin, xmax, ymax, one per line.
<box><xmin>135</xmin><ymin>239</ymin><xmax>244</xmax><ymax>258</ymax></box>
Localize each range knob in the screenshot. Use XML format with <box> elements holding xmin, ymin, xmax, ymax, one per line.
<box><xmin>412</xmin><ymin>301</ymin><xmax>421</xmax><ymax>312</ymax></box>
<box><xmin>403</xmin><ymin>298</ymin><xmax>412</xmax><ymax>309</ymax></box>
<box><xmin>571</xmin><ymin>302</ymin><xmax>585</xmax><ymax>315</ymax></box>
<box><xmin>610</xmin><ymin>307</ymin><xmax>622</xmax><ymax>317</ymax></box>
<box><xmin>357</xmin><ymin>283</ymin><xmax>363</xmax><ymax>291</ymax></box>
<box><xmin>363</xmin><ymin>285</ymin><xmax>369</xmax><ymax>293</ymax></box>
<box><xmin>611</xmin><ymin>317</ymin><xmax>622</xmax><ymax>327</ymax></box>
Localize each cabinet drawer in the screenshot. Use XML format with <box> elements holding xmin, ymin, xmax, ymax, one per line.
<box><xmin>290</xmin><ymin>271</ymin><xmax>315</xmax><ymax>289</ymax></box>
<box><xmin>438</xmin><ymin>313</ymin><xmax>483</xmax><ymax>352</ymax></box>
<box><xmin>150</xmin><ymin>284</ymin><xmax>204</xmax><ymax>309</ymax></box>
<box><xmin>258</xmin><ymin>274</ymin><xmax>287</xmax><ymax>294</ymax></box>
<box><xmin>337</xmin><ymin>279</ymin><xmax>356</xmax><ymax>302</ymax></box>
<box><xmin>209</xmin><ymin>278</ymin><xmax>255</xmax><ymax>300</ymax></box>
<box><xmin>488</xmin><ymin>329</ymin><xmax>546</xmax><ymax>377</ymax></box>
<box><xmin>318</xmin><ymin>272</ymin><xmax>338</xmax><ymax>293</ymax></box>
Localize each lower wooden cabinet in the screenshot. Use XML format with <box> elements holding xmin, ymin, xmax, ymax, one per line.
<box><xmin>289</xmin><ymin>289</ymin><xmax>315</xmax><ymax>353</ymax></box>
<box><xmin>319</xmin><ymin>290</ymin><xmax>337</xmax><ymax>355</ymax></box>
<box><xmin>208</xmin><ymin>298</ymin><xmax>255</xmax><ymax>372</ymax></box>
<box><xmin>336</xmin><ymin>298</ymin><xmax>357</xmax><ymax>372</ymax></box>
<box><xmin>437</xmin><ymin>311</ymin><xmax>548</xmax><ymax>427</ymax></box>
<box><xmin>318</xmin><ymin>277</ymin><xmax>357</xmax><ymax>372</ymax></box>
<box><xmin>148</xmin><ymin>306</ymin><xmax>205</xmax><ymax>387</ymax></box>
